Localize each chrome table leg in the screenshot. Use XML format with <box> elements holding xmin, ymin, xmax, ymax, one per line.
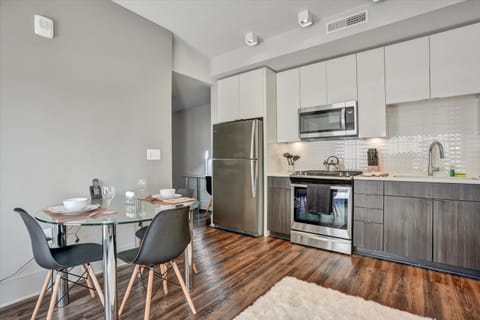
<box><xmin>56</xmin><ymin>224</ymin><xmax>69</xmax><ymax>307</ymax></box>
<box><xmin>102</xmin><ymin>224</ymin><xmax>118</xmax><ymax>320</ymax></box>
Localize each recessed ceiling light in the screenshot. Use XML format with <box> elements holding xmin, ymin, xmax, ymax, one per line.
<box><xmin>372</xmin><ymin>0</ymin><xmax>384</xmax><ymax>2</ymax></box>
<box><xmin>245</xmin><ymin>32</ymin><xmax>258</xmax><ymax>47</ymax></box>
<box><xmin>298</xmin><ymin>9</ymin><xmax>313</xmax><ymax>28</ymax></box>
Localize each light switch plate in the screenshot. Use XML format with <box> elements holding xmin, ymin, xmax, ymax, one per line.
<box><xmin>147</xmin><ymin>149</ymin><xmax>161</xmax><ymax>160</ymax></box>
<box><xmin>34</xmin><ymin>15</ymin><xmax>54</xmax><ymax>39</ymax></box>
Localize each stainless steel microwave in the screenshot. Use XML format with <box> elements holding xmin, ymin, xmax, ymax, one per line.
<box><xmin>298</xmin><ymin>101</ymin><xmax>357</xmax><ymax>139</ymax></box>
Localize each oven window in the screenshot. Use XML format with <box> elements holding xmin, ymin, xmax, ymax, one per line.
<box><xmin>293</xmin><ymin>187</ymin><xmax>348</xmax><ymax>229</ymax></box>
<box><xmin>299</xmin><ymin>108</ymin><xmax>343</xmax><ymax>133</ymax></box>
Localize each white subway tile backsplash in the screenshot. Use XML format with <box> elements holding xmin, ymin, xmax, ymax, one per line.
<box><xmin>268</xmin><ymin>95</ymin><xmax>480</xmax><ymax>177</ymax></box>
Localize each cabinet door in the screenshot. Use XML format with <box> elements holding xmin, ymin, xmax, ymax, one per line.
<box><xmin>357</xmin><ymin>48</ymin><xmax>386</xmax><ymax>138</ymax></box>
<box><xmin>300</xmin><ymin>62</ymin><xmax>327</xmax><ymax>107</ymax></box>
<box><xmin>277</xmin><ymin>69</ymin><xmax>300</xmax><ymax>142</ymax></box>
<box><xmin>267</xmin><ymin>177</ymin><xmax>291</xmax><ymax>237</ymax></box>
<box><xmin>217</xmin><ymin>76</ymin><xmax>239</xmax><ymax>123</ymax></box>
<box><xmin>353</xmin><ymin>220</ymin><xmax>383</xmax><ymax>251</ymax></box>
<box><xmin>326</xmin><ymin>54</ymin><xmax>357</xmax><ymax>104</ymax></box>
<box><xmin>384</xmin><ymin>196</ymin><xmax>433</xmax><ymax>261</ymax></box>
<box><xmin>433</xmin><ymin>200</ymin><xmax>480</xmax><ymax>270</ymax></box>
<box><xmin>239</xmin><ymin>69</ymin><xmax>264</xmax><ymax>119</ymax></box>
<box><xmin>385</xmin><ymin>37</ymin><xmax>430</xmax><ymax>104</ymax></box>
<box><xmin>430</xmin><ymin>23</ymin><xmax>480</xmax><ymax>98</ymax></box>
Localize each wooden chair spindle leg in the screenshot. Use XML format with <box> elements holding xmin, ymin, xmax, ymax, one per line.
<box><xmin>144</xmin><ymin>267</ymin><xmax>154</xmax><ymax>320</ymax></box>
<box><xmin>119</xmin><ymin>265</ymin><xmax>139</xmax><ymax>317</ymax></box>
<box><xmin>46</xmin><ymin>273</ymin><xmax>62</xmax><ymax>320</ymax></box>
<box><xmin>171</xmin><ymin>261</ymin><xmax>196</xmax><ymax>314</ymax></box>
<box><xmin>82</xmin><ymin>264</ymin><xmax>96</xmax><ymax>298</ymax></box>
<box><xmin>87</xmin><ymin>264</ymin><xmax>104</xmax><ymax>306</ymax></box>
<box><xmin>31</xmin><ymin>270</ymin><xmax>52</xmax><ymax>320</ymax></box>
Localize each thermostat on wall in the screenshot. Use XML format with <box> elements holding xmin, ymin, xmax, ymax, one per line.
<box><xmin>34</xmin><ymin>15</ymin><xmax>54</xmax><ymax>39</ymax></box>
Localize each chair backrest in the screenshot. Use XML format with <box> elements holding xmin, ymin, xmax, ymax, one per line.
<box><xmin>176</xmin><ymin>188</ymin><xmax>194</xmax><ymax>198</ymax></box>
<box><xmin>133</xmin><ymin>206</ymin><xmax>190</xmax><ymax>266</ymax></box>
<box><xmin>205</xmin><ymin>176</ymin><xmax>212</xmax><ymax>195</ymax></box>
<box><xmin>14</xmin><ymin>208</ymin><xmax>62</xmax><ymax>270</ymax></box>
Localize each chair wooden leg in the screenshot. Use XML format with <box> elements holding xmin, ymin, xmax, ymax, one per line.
<box><xmin>31</xmin><ymin>270</ymin><xmax>52</xmax><ymax>320</ymax></box>
<box><xmin>170</xmin><ymin>261</ymin><xmax>196</xmax><ymax>314</ymax></box>
<box><xmin>159</xmin><ymin>264</ymin><xmax>168</xmax><ymax>295</ymax></box>
<box><xmin>144</xmin><ymin>267</ymin><xmax>154</xmax><ymax>320</ymax></box>
<box><xmin>82</xmin><ymin>265</ymin><xmax>96</xmax><ymax>298</ymax></box>
<box><xmin>86</xmin><ymin>264</ymin><xmax>104</xmax><ymax>306</ymax></box>
<box><xmin>206</xmin><ymin>198</ymin><xmax>212</xmax><ymax>214</ymax></box>
<box><xmin>192</xmin><ymin>262</ymin><xmax>199</xmax><ymax>274</ymax></box>
<box><xmin>46</xmin><ymin>273</ymin><xmax>62</xmax><ymax>320</ymax></box>
<box><xmin>119</xmin><ymin>265</ymin><xmax>139</xmax><ymax>317</ymax></box>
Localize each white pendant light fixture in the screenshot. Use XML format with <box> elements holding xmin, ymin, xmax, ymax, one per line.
<box><xmin>245</xmin><ymin>32</ymin><xmax>258</xmax><ymax>46</ymax></box>
<box><xmin>298</xmin><ymin>9</ymin><xmax>313</xmax><ymax>28</ymax></box>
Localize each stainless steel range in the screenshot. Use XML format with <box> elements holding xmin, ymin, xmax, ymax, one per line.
<box><xmin>289</xmin><ymin>170</ymin><xmax>362</xmax><ymax>255</ymax></box>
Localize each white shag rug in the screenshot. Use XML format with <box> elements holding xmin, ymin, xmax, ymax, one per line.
<box><xmin>234</xmin><ymin>277</ymin><xmax>431</xmax><ymax>320</ymax></box>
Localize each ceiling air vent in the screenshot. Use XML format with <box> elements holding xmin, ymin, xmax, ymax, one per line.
<box><xmin>327</xmin><ymin>11</ymin><xmax>368</xmax><ymax>34</ymax></box>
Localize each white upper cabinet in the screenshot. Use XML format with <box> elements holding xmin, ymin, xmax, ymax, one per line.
<box><xmin>385</xmin><ymin>37</ymin><xmax>430</xmax><ymax>104</ymax></box>
<box><xmin>430</xmin><ymin>23</ymin><xmax>480</xmax><ymax>99</ymax></box>
<box><xmin>239</xmin><ymin>69</ymin><xmax>264</xmax><ymax>119</ymax></box>
<box><xmin>300</xmin><ymin>62</ymin><xmax>327</xmax><ymax>108</ymax></box>
<box><xmin>357</xmin><ymin>48</ymin><xmax>386</xmax><ymax>138</ymax></box>
<box><xmin>277</xmin><ymin>68</ymin><xmax>300</xmax><ymax>143</ymax></box>
<box><xmin>326</xmin><ymin>54</ymin><xmax>357</xmax><ymax>104</ymax></box>
<box><xmin>216</xmin><ymin>76</ymin><xmax>239</xmax><ymax>123</ymax></box>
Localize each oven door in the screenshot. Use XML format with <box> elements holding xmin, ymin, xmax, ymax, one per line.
<box><xmin>291</xmin><ymin>184</ymin><xmax>352</xmax><ymax>240</ymax></box>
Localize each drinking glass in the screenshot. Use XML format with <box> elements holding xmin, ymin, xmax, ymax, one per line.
<box><xmin>137</xmin><ymin>178</ymin><xmax>148</xmax><ymax>198</ymax></box>
<box><xmin>102</xmin><ymin>185</ymin><xmax>116</xmax><ymax>208</ymax></box>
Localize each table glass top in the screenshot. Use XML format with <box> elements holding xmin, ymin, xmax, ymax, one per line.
<box><xmin>35</xmin><ymin>197</ymin><xmax>199</xmax><ymax>226</ymax></box>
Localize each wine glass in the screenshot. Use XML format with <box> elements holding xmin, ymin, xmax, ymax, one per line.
<box><xmin>102</xmin><ymin>185</ymin><xmax>116</xmax><ymax>208</ymax></box>
<box><xmin>137</xmin><ymin>178</ymin><xmax>148</xmax><ymax>198</ymax></box>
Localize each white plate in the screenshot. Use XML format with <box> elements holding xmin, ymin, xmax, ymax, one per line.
<box><xmin>152</xmin><ymin>193</ymin><xmax>182</xmax><ymax>200</ymax></box>
<box><xmin>48</xmin><ymin>203</ymin><xmax>100</xmax><ymax>215</ymax></box>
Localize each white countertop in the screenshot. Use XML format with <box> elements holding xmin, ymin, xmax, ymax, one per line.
<box><xmin>267</xmin><ymin>172</ymin><xmax>291</xmax><ymax>177</ymax></box>
<box><xmin>354</xmin><ymin>175</ymin><xmax>480</xmax><ymax>184</ymax></box>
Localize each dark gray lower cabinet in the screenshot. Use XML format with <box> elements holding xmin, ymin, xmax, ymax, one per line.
<box><xmin>433</xmin><ymin>200</ymin><xmax>480</xmax><ymax>270</ymax></box>
<box><xmin>384</xmin><ymin>196</ymin><xmax>433</xmax><ymax>261</ymax></box>
<box><xmin>353</xmin><ymin>220</ymin><xmax>383</xmax><ymax>251</ymax></box>
<box><xmin>267</xmin><ymin>177</ymin><xmax>291</xmax><ymax>238</ymax></box>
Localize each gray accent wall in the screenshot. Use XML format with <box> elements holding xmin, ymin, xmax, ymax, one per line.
<box><xmin>172</xmin><ymin>104</ymin><xmax>211</xmax><ymax>207</ymax></box>
<box><xmin>0</xmin><ymin>0</ymin><xmax>172</xmax><ymax>306</ymax></box>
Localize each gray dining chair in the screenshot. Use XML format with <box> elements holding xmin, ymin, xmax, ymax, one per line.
<box><xmin>118</xmin><ymin>206</ymin><xmax>196</xmax><ymax>319</ymax></box>
<box><xmin>14</xmin><ymin>208</ymin><xmax>104</xmax><ymax>320</ymax></box>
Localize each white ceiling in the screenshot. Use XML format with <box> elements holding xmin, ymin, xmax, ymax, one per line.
<box><xmin>114</xmin><ymin>0</ymin><xmax>367</xmax><ymax>57</ymax></box>
<box><xmin>172</xmin><ymin>72</ymin><xmax>211</xmax><ymax>112</ymax></box>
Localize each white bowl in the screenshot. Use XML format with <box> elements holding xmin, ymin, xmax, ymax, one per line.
<box><xmin>159</xmin><ymin>188</ymin><xmax>175</xmax><ymax>197</ymax></box>
<box><xmin>63</xmin><ymin>197</ymin><xmax>89</xmax><ymax>212</ymax></box>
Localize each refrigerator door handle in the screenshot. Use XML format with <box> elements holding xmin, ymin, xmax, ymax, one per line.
<box><xmin>250</xmin><ymin>120</ymin><xmax>256</xmax><ymax>159</ymax></box>
<box><xmin>250</xmin><ymin>160</ymin><xmax>257</xmax><ymax>198</ymax></box>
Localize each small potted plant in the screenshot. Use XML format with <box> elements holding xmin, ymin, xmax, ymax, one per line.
<box><xmin>283</xmin><ymin>153</ymin><xmax>300</xmax><ymax>173</ymax></box>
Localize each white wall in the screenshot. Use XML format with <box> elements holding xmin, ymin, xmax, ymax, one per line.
<box><xmin>173</xmin><ymin>37</ymin><xmax>213</xmax><ymax>85</ymax></box>
<box><xmin>268</xmin><ymin>95</ymin><xmax>480</xmax><ymax>177</ymax></box>
<box><xmin>172</xmin><ymin>104</ymin><xmax>211</xmax><ymax>208</ymax></box>
<box><xmin>0</xmin><ymin>0</ymin><xmax>173</xmax><ymax>306</ymax></box>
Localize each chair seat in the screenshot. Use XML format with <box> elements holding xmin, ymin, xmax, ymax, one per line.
<box><xmin>135</xmin><ymin>226</ymin><xmax>147</xmax><ymax>240</ymax></box>
<box><xmin>51</xmin><ymin>243</ymin><xmax>103</xmax><ymax>268</ymax></box>
<box><xmin>118</xmin><ymin>247</ymin><xmax>140</xmax><ymax>264</ymax></box>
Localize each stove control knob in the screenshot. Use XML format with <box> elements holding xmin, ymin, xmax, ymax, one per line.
<box><xmin>346</xmin><ymin>172</ymin><xmax>351</xmax><ymax>177</ymax></box>
<box><xmin>339</xmin><ymin>172</ymin><xmax>344</xmax><ymax>176</ymax></box>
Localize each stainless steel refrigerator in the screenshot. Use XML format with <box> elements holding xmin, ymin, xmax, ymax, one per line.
<box><xmin>212</xmin><ymin>118</ymin><xmax>263</xmax><ymax>237</ymax></box>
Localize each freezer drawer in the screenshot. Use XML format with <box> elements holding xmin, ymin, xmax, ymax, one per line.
<box><xmin>213</xmin><ymin>159</ymin><xmax>263</xmax><ymax>236</ymax></box>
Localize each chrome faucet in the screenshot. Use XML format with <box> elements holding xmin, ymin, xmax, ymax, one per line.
<box><xmin>428</xmin><ymin>141</ymin><xmax>444</xmax><ymax>176</ymax></box>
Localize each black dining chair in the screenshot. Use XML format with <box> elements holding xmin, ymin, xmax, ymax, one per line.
<box><xmin>14</xmin><ymin>208</ymin><xmax>104</xmax><ymax>320</ymax></box>
<box><xmin>118</xmin><ymin>206</ymin><xmax>196</xmax><ymax>319</ymax></box>
<box><xmin>205</xmin><ymin>176</ymin><xmax>212</xmax><ymax>214</ymax></box>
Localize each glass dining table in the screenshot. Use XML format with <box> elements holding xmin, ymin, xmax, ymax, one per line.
<box><xmin>35</xmin><ymin>197</ymin><xmax>199</xmax><ymax>320</ymax></box>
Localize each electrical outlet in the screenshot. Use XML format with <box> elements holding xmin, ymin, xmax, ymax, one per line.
<box><xmin>43</xmin><ymin>227</ymin><xmax>53</xmax><ymax>246</ymax></box>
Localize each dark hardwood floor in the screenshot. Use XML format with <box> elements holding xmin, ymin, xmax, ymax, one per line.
<box><xmin>2</xmin><ymin>217</ymin><xmax>480</xmax><ymax>319</ymax></box>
